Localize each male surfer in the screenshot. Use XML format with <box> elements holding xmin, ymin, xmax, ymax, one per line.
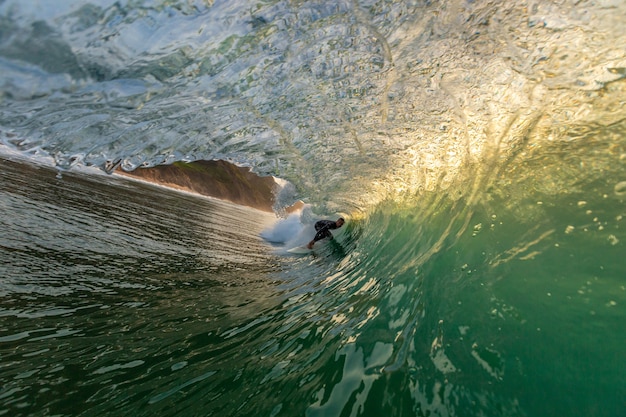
<box><xmin>307</xmin><ymin>218</ymin><xmax>345</xmax><ymax>249</ymax></box>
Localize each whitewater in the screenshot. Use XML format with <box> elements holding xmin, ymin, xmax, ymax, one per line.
<box><xmin>1</xmin><ymin>0</ymin><xmax>625</xmax><ymax>416</ymax></box>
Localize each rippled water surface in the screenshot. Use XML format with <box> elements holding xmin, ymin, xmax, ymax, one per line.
<box><xmin>0</xmin><ymin>159</ymin><xmax>286</xmax><ymax>416</ymax></box>
<box><xmin>1</xmin><ymin>0</ymin><xmax>624</xmax><ymax>208</ymax></box>
<box><xmin>2</xmin><ymin>151</ymin><xmax>625</xmax><ymax>416</ymax></box>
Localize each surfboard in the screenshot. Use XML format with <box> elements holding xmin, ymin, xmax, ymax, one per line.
<box><xmin>287</xmin><ymin>246</ymin><xmax>312</xmax><ymax>254</ymax></box>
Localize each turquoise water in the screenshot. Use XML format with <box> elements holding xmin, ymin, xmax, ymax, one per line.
<box><xmin>2</xmin><ymin>144</ymin><xmax>625</xmax><ymax>416</ymax></box>
<box><xmin>1</xmin><ymin>0</ymin><xmax>626</xmax><ymax>416</ymax></box>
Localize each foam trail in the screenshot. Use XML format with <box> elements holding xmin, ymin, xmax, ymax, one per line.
<box><xmin>261</xmin><ymin>212</ymin><xmax>306</xmax><ymax>246</ymax></box>
<box><xmin>260</xmin><ymin>204</ymin><xmax>348</xmax><ymax>253</ymax></box>
<box><xmin>261</xmin><ymin>211</ymin><xmax>322</xmax><ymax>256</ymax></box>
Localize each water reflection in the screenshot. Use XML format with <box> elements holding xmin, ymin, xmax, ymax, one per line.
<box><xmin>0</xmin><ymin>158</ymin><xmax>285</xmax><ymax>417</ymax></box>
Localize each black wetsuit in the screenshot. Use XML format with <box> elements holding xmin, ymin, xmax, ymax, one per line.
<box><xmin>312</xmin><ymin>220</ymin><xmax>339</xmax><ymax>243</ymax></box>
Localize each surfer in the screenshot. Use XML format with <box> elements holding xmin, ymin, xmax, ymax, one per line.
<box><xmin>307</xmin><ymin>218</ymin><xmax>345</xmax><ymax>249</ymax></box>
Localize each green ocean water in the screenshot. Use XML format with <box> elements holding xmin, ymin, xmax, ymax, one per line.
<box><xmin>2</xmin><ymin>135</ymin><xmax>625</xmax><ymax>416</ymax></box>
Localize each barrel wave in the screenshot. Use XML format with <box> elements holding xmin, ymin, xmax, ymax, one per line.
<box><xmin>0</xmin><ymin>1</ymin><xmax>625</xmax><ymax>416</ymax></box>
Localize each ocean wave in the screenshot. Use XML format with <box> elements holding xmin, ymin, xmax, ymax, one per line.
<box><xmin>0</xmin><ymin>0</ymin><xmax>624</xmax><ymax>213</ymax></box>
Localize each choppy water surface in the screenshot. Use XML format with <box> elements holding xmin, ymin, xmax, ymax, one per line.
<box><xmin>1</xmin><ymin>0</ymin><xmax>624</xmax><ymax>208</ymax></box>
<box><xmin>2</xmin><ymin>146</ymin><xmax>625</xmax><ymax>417</ymax></box>
<box><xmin>0</xmin><ymin>159</ymin><xmax>284</xmax><ymax>416</ymax></box>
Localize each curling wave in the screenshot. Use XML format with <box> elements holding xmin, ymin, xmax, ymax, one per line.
<box><xmin>0</xmin><ymin>0</ymin><xmax>624</xmax><ymax>212</ymax></box>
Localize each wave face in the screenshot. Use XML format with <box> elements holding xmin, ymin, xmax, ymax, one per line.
<box><xmin>1</xmin><ymin>0</ymin><xmax>624</xmax><ymax>208</ymax></box>
<box><xmin>0</xmin><ymin>1</ymin><xmax>625</xmax><ymax>416</ymax></box>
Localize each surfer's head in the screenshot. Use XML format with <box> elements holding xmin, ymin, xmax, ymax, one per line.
<box><xmin>337</xmin><ymin>218</ymin><xmax>345</xmax><ymax>227</ymax></box>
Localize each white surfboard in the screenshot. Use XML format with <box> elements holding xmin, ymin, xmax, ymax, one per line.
<box><xmin>287</xmin><ymin>246</ymin><xmax>312</xmax><ymax>254</ymax></box>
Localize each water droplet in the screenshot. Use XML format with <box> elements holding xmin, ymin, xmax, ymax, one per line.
<box><xmin>615</xmin><ymin>181</ymin><xmax>626</xmax><ymax>197</ymax></box>
<box><xmin>171</xmin><ymin>361</ymin><xmax>188</xmax><ymax>371</ymax></box>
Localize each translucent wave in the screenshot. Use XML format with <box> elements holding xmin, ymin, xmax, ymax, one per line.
<box><xmin>0</xmin><ymin>0</ymin><xmax>624</xmax><ymax>211</ymax></box>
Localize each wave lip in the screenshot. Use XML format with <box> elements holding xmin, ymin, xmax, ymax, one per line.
<box><xmin>0</xmin><ymin>0</ymin><xmax>623</xmax><ymax>210</ymax></box>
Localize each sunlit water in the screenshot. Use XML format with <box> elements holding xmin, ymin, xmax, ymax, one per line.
<box><xmin>1</xmin><ymin>0</ymin><xmax>626</xmax><ymax>416</ymax></box>
<box><xmin>2</xmin><ymin>149</ymin><xmax>625</xmax><ymax>416</ymax></box>
<box><xmin>0</xmin><ymin>159</ymin><xmax>284</xmax><ymax>416</ymax></box>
